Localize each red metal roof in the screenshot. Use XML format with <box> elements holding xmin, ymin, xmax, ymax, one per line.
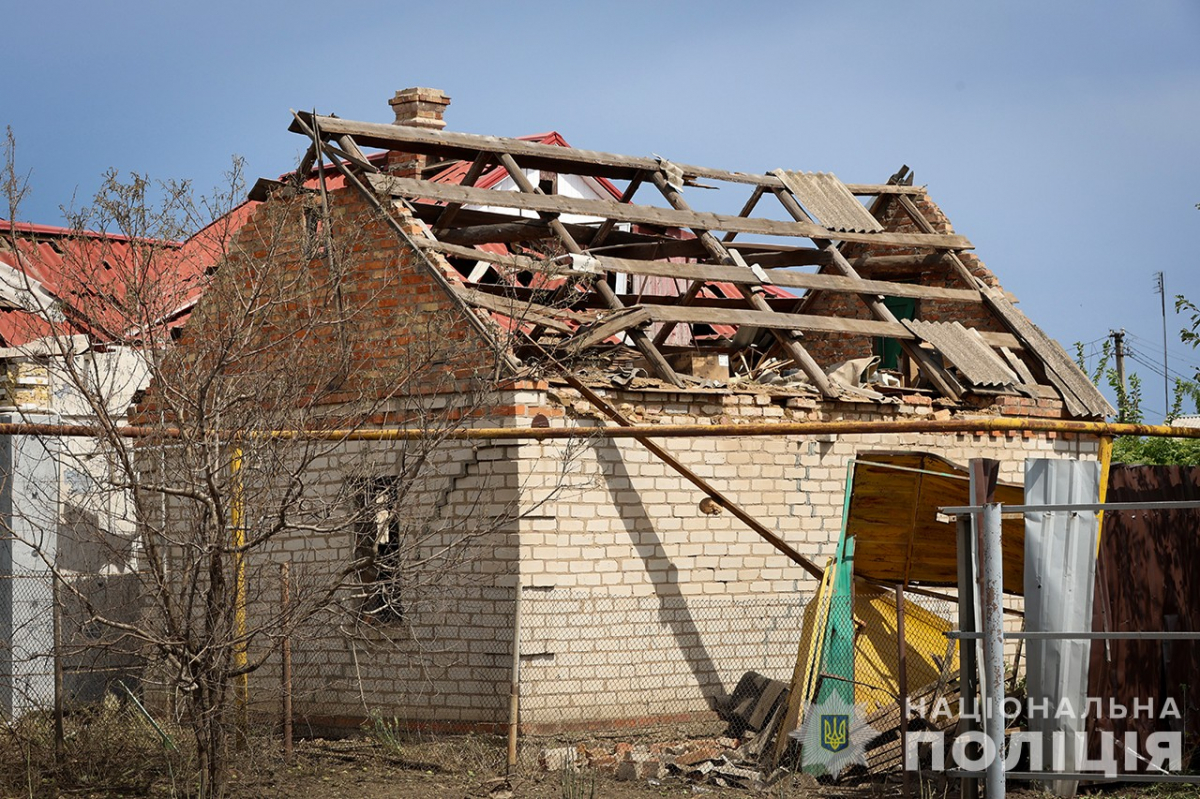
<box><xmin>0</xmin><ymin>205</ymin><xmax>249</xmax><ymax>345</ymax></box>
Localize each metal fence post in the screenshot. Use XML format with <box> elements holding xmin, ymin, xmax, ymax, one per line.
<box><xmin>507</xmin><ymin>582</ymin><xmax>522</xmax><ymax>773</ymax></box>
<box><xmin>957</xmin><ymin>514</ymin><xmax>979</xmax><ymax>799</ymax></box>
<box><xmin>896</xmin><ymin>583</ymin><xmax>910</xmax><ymax>799</ymax></box>
<box><xmin>281</xmin><ymin>562</ymin><xmax>292</xmax><ymax>759</ymax></box>
<box><xmin>52</xmin><ymin>574</ymin><xmax>64</xmax><ymax>767</ymax></box>
<box><xmin>979</xmin><ymin>503</ymin><xmax>1006</xmax><ymax>799</ymax></box>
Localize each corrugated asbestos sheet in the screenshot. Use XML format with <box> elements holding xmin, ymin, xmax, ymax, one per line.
<box><xmin>1024</xmin><ymin>458</ymin><xmax>1101</xmax><ymax>797</ymax></box>
<box><xmin>986</xmin><ymin>292</ymin><xmax>1114</xmax><ymax>417</ymax></box>
<box><xmin>1088</xmin><ymin>465</ymin><xmax>1200</xmax><ymax>771</ymax></box>
<box><xmin>772</xmin><ymin>170</ymin><xmax>884</xmax><ymax>233</ymax></box>
<box><xmin>902</xmin><ymin>320</ymin><xmax>1019</xmax><ymax>388</ymax></box>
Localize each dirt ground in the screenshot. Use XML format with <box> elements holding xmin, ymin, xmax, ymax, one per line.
<box><xmin>218</xmin><ymin>737</ymin><xmax>889</xmax><ymax>799</ymax></box>
<box><xmin>224</xmin><ymin>738</ymin><xmax>748</xmax><ymax>798</ymax></box>
<box><xmin>13</xmin><ymin>729</ymin><xmax>1198</xmax><ymax>798</ymax></box>
<box><xmin>215</xmin><ymin>737</ymin><xmax>1180</xmax><ymax>799</ymax></box>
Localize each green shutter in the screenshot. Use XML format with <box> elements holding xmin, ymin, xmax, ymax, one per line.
<box><xmin>874</xmin><ymin>295</ymin><xmax>916</xmax><ymax>370</ymax></box>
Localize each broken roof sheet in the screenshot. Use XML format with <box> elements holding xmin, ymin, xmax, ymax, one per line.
<box><xmin>773</xmin><ymin>171</ymin><xmax>883</xmax><ymax>234</ymax></box>
<box><xmin>902</xmin><ymin>319</ymin><xmax>1020</xmax><ymax>388</ymax></box>
<box><xmin>277</xmin><ymin>112</ymin><xmax>1114</xmax><ymax>419</ymax></box>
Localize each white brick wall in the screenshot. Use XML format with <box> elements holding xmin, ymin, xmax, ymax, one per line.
<box><xmin>216</xmin><ymin>385</ymin><xmax>1099</xmax><ymax>730</ymax></box>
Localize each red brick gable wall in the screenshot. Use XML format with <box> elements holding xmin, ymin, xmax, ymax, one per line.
<box><xmin>134</xmin><ymin>185</ymin><xmax>499</xmax><ymax>427</ymax></box>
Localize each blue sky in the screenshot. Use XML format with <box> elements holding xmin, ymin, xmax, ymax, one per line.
<box><xmin>5</xmin><ymin>1</ymin><xmax>1199</xmax><ymax>420</ymax></box>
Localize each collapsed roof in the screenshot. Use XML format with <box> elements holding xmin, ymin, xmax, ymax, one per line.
<box><xmin>258</xmin><ymin>111</ymin><xmax>1111</xmax><ymax>418</ymax></box>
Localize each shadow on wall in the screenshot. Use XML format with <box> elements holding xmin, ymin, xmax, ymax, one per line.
<box><xmin>58</xmin><ymin>504</ymin><xmax>134</xmax><ymax>575</ymax></box>
<box><xmin>593</xmin><ymin>439</ymin><xmax>725</xmax><ymax>710</ymax></box>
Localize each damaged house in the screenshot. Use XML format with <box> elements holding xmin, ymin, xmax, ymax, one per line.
<box><xmin>180</xmin><ymin>87</ymin><xmax>1110</xmax><ymax>733</ymax></box>
<box><xmin>4</xmin><ymin>86</ymin><xmax>1114</xmax><ymax>734</ymax></box>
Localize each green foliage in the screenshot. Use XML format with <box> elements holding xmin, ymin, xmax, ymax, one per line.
<box><xmin>1178</xmin><ymin>295</ymin><xmax>1200</xmax><ymax>357</ymax></box>
<box><xmin>561</xmin><ymin>766</ymin><xmax>597</xmax><ymax>799</ymax></box>
<box><xmin>1113</xmin><ymin>434</ymin><xmax>1200</xmax><ymax>466</ymax></box>
<box><xmin>1076</xmin><ymin>296</ymin><xmax>1200</xmax><ymax>465</ymax></box>
<box><xmin>364</xmin><ymin>710</ymin><xmax>406</xmax><ymax>759</ymax></box>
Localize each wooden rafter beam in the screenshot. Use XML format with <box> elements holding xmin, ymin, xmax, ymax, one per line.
<box><xmin>721</xmin><ymin>185</ymin><xmax>765</xmax><ymax>244</ymax></box>
<box><xmin>296</xmin><ymin>112</ymin><xmax>929</xmax><ymax>196</ymax></box>
<box><xmin>494</xmin><ymin>152</ymin><xmax>684</xmax><ymax>388</ymax></box>
<box><xmin>588</xmin><ymin>172</ymin><xmax>645</xmax><ymax>249</ymax></box>
<box><xmin>453</xmin><ymin>287</ymin><xmax>579</xmax><ymax>334</ymax></box>
<box><xmin>648</xmin><ymin>170</ymin><xmax>837</xmax><ymax>398</ymax></box>
<box><xmin>432</xmin><ymin>152</ymin><xmax>491</xmax><ymax>235</ymax></box>
<box><xmin>641</xmin><ymin>304</ymin><xmax>1019</xmax><ymax>347</ymax></box>
<box><xmin>558</xmin><ymin>307</ymin><xmax>653</xmax><ymax>354</ymax></box>
<box><xmin>367</xmin><ymin>173</ymin><xmax>971</xmax><ymax>250</ymax></box>
<box><xmin>437</xmin><ymin>219</ymin><xmax>554</xmax><ymax>246</ymax></box>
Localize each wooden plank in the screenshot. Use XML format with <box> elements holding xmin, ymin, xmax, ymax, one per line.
<box><xmin>846</xmin><ymin>184</ymin><xmax>927</xmax><ymax>195</ymax></box>
<box><xmin>367</xmin><ymin>173</ymin><xmax>973</xmax><ymax>250</ymax></box>
<box><xmin>589</xmin><ymin>254</ymin><xmax>982</xmax><ymax>302</ymax></box>
<box><xmin>643</xmin><ymin>304</ymin><xmax>917</xmax><ymax>338</ymax></box>
<box><xmin>296</xmin><ymin>112</ymin><xmax>928</xmax><ymax>194</ymax></box>
<box><xmin>854</xmin><ymin>252</ymin><xmax>950</xmax><ymax>270</ymax></box>
<box><xmin>454</xmin><ymin>287</ymin><xmax>576</xmax><ymax>334</ymax></box>
<box><xmin>437</xmin><ymin>219</ymin><xmax>553</xmax><ymax>246</ymax></box>
<box><xmin>595</xmin><ymin>239</ymin><xmax>829</xmax><ymax>264</ymax></box>
<box><xmin>559</xmin><ymin>307</ymin><xmax>652</xmax><ymax>353</ymax></box>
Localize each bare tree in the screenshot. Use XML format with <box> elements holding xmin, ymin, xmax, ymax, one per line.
<box><xmin>1</xmin><ymin>133</ymin><xmax>584</xmax><ymax>798</ymax></box>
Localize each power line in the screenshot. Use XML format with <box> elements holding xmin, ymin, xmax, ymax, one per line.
<box><xmin>1128</xmin><ymin>349</ymin><xmax>1196</xmax><ymax>382</ymax></box>
<box><xmin>1125</xmin><ymin>331</ymin><xmax>1200</xmax><ymax>372</ymax></box>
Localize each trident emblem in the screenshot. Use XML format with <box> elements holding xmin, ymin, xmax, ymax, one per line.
<box><xmin>821</xmin><ymin>714</ymin><xmax>849</xmax><ymax>752</ymax></box>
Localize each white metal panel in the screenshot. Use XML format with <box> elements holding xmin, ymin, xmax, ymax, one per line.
<box><xmin>1024</xmin><ymin>458</ymin><xmax>1101</xmax><ymax>797</ymax></box>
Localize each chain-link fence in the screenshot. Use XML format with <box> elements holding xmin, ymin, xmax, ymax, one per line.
<box><xmin>511</xmin><ymin>588</ymin><xmax>963</xmax><ymax>783</ymax></box>
<box><xmin>517</xmin><ymin>590</ymin><xmax>812</xmax><ymax>735</ymax></box>
<box><xmin>0</xmin><ymin>570</ymin><xmax>143</xmax><ymax>716</ymax></box>
<box><xmin>0</xmin><ymin>571</ymin><xmax>56</xmax><ymax>716</ymax></box>
<box><xmin>0</xmin><ymin>566</ymin><xmax>971</xmax><ymax>789</ymax></box>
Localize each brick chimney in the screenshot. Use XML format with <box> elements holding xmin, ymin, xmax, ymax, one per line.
<box><xmin>386</xmin><ymin>87</ymin><xmax>450</xmax><ymax>177</ymax></box>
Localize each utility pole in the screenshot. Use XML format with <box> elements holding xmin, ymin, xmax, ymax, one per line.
<box><xmin>1111</xmin><ymin>329</ymin><xmax>1127</xmax><ymax>422</ymax></box>
<box><xmin>1156</xmin><ymin>272</ymin><xmax>1169</xmax><ymax>418</ymax></box>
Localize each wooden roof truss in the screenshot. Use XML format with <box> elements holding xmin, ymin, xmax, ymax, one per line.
<box><xmin>283</xmin><ymin>112</ymin><xmax>1113</xmax><ymax>417</ymax></box>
